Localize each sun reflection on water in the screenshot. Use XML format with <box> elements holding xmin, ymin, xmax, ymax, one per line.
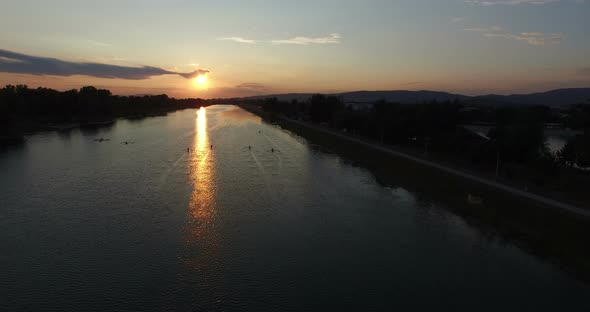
<box><xmin>183</xmin><ymin>106</ymin><xmax>218</xmax><ymax>267</ymax></box>
<box><xmin>191</xmin><ymin>107</ymin><xmax>214</xmax><ymax>219</ymax></box>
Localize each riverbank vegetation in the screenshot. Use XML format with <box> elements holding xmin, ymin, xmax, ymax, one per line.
<box><xmin>0</xmin><ymin>85</ymin><xmax>207</xmax><ymax>144</ymax></box>
<box><xmin>235</xmin><ymin>95</ymin><xmax>590</xmax><ymax>207</ymax></box>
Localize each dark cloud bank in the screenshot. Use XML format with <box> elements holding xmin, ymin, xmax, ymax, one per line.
<box><xmin>0</xmin><ymin>49</ymin><xmax>208</xmax><ymax>80</ymax></box>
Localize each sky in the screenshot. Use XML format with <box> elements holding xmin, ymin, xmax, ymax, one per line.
<box><xmin>0</xmin><ymin>0</ymin><xmax>589</xmax><ymax>98</ymax></box>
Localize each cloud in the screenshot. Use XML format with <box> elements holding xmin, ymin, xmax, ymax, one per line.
<box><xmin>271</xmin><ymin>33</ymin><xmax>341</xmax><ymax>45</ymax></box>
<box><xmin>464</xmin><ymin>25</ymin><xmax>504</xmax><ymax>32</ymax></box>
<box><xmin>464</xmin><ymin>26</ymin><xmax>563</xmax><ymax>45</ymax></box>
<box><xmin>83</xmin><ymin>40</ymin><xmax>112</xmax><ymax>47</ymax></box>
<box><xmin>577</xmin><ymin>67</ymin><xmax>590</xmax><ymax>75</ymax></box>
<box><xmin>488</xmin><ymin>32</ymin><xmax>563</xmax><ymax>45</ymax></box>
<box><xmin>177</xmin><ymin>69</ymin><xmax>211</xmax><ymax>79</ymax></box>
<box><xmin>218</xmin><ymin>37</ymin><xmax>257</xmax><ymax>44</ymax></box>
<box><xmin>217</xmin><ymin>34</ymin><xmax>342</xmax><ymax>46</ymax></box>
<box><xmin>401</xmin><ymin>81</ymin><xmax>423</xmax><ymax>86</ymax></box>
<box><xmin>466</xmin><ymin>0</ymin><xmax>586</xmax><ymax>4</ymax></box>
<box><xmin>235</xmin><ymin>82</ymin><xmax>268</xmax><ymax>92</ymax></box>
<box><xmin>212</xmin><ymin>83</ymin><xmax>271</xmax><ymax>97</ymax></box>
<box><xmin>0</xmin><ymin>49</ymin><xmax>209</xmax><ymax>80</ymax></box>
<box><xmin>452</xmin><ymin>16</ymin><xmax>470</xmax><ymax>23</ymax></box>
<box><xmin>0</xmin><ymin>56</ymin><xmax>24</xmax><ymax>63</ymax></box>
<box><xmin>465</xmin><ymin>0</ymin><xmax>559</xmax><ymax>5</ymax></box>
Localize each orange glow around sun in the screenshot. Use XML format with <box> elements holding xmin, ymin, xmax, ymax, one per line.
<box><xmin>193</xmin><ymin>74</ymin><xmax>208</xmax><ymax>90</ymax></box>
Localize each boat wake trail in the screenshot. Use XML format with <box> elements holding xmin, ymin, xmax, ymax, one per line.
<box><xmin>261</xmin><ymin>132</ymin><xmax>283</xmax><ymax>172</ymax></box>
<box><xmin>249</xmin><ymin>148</ymin><xmax>274</xmax><ymax>204</ymax></box>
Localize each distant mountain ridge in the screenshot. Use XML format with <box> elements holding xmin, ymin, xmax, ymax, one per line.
<box><xmin>237</xmin><ymin>88</ymin><xmax>590</xmax><ymax>107</ymax></box>
<box><xmin>339</xmin><ymin>90</ymin><xmax>469</xmax><ymax>104</ymax></box>
<box><xmin>470</xmin><ymin>88</ymin><xmax>590</xmax><ymax>107</ymax></box>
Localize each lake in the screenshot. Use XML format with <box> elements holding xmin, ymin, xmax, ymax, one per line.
<box><xmin>1</xmin><ymin>105</ymin><xmax>589</xmax><ymax>311</ymax></box>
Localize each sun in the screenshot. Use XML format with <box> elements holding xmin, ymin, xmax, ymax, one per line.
<box><xmin>193</xmin><ymin>74</ymin><xmax>208</xmax><ymax>89</ymax></box>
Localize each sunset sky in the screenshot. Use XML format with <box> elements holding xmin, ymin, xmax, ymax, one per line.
<box><xmin>1</xmin><ymin>0</ymin><xmax>589</xmax><ymax>98</ymax></box>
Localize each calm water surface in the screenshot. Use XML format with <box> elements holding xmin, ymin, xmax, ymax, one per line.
<box><xmin>1</xmin><ymin>105</ymin><xmax>589</xmax><ymax>311</ymax></box>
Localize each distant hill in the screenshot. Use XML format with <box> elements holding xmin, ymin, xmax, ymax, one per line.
<box><xmin>338</xmin><ymin>90</ymin><xmax>469</xmax><ymax>104</ymax></box>
<box><xmin>237</xmin><ymin>88</ymin><xmax>590</xmax><ymax>107</ymax></box>
<box><xmin>243</xmin><ymin>93</ymin><xmax>315</xmax><ymax>103</ymax></box>
<box><xmin>470</xmin><ymin>88</ymin><xmax>590</xmax><ymax>107</ymax></box>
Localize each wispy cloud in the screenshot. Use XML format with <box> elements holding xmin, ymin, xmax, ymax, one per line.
<box><xmin>487</xmin><ymin>32</ymin><xmax>563</xmax><ymax>45</ymax></box>
<box><xmin>452</xmin><ymin>16</ymin><xmax>470</xmax><ymax>23</ymax></box>
<box><xmin>271</xmin><ymin>33</ymin><xmax>341</xmax><ymax>45</ymax></box>
<box><xmin>235</xmin><ymin>82</ymin><xmax>268</xmax><ymax>91</ymax></box>
<box><xmin>83</xmin><ymin>40</ymin><xmax>112</xmax><ymax>47</ymax></box>
<box><xmin>401</xmin><ymin>81</ymin><xmax>423</xmax><ymax>86</ymax></box>
<box><xmin>0</xmin><ymin>49</ymin><xmax>209</xmax><ymax>80</ymax></box>
<box><xmin>0</xmin><ymin>56</ymin><xmax>24</xmax><ymax>63</ymax></box>
<box><xmin>217</xmin><ymin>34</ymin><xmax>342</xmax><ymax>46</ymax></box>
<box><xmin>177</xmin><ymin>70</ymin><xmax>210</xmax><ymax>79</ymax></box>
<box><xmin>464</xmin><ymin>25</ymin><xmax>504</xmax><ymax>32</ymax></box>
<box><xmin>213</xmin><ymin>83</ymin><xmax>272</xmax><ymax>97</ymax></box>
<box><xmin>464</xmin><ymin>26</ymin><xmax>563</xmax><ymax>45</ymax></box>
<box><xmin>218</xmin><ymin>37</ymin><xmax>257</xmax><ymax>44</ymax></box>
<box><xmin>465</xmin><ymin>0</ymin><xmax>559</xmax><ymax>5</ymax></box>
<box><xmin>577</xmin><ymin>67</ymin><xmax>590</xmax><ymax>76</ymax></box>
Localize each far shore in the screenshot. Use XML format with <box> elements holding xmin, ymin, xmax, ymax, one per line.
<box><xmin>2</xmin><ymin>107</ymin><xmax>203</xmax><ymax>142</ymax></box>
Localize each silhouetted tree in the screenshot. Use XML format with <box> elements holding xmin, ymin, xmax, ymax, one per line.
<box><xmin>309</xmin><ymin>94</ymin><xmax>343</xmax><ymax>123</ymax></box>
<box><xmin>0</xmin><ymin>84</ymin><xmax>205</xmax><ymax>143</ymax></box>
<box><xmin>559</xmin><ymin>134</ymin><xmax>590</xmax><ymax>168</ymax></box>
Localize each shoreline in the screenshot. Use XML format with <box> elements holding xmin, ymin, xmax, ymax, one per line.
<box><xmin>239</xmin><ymin>104</ymin><xmax>590</xmax><ymax>218</ymax></box>
<box><xmin>2</xmin><ymin>107</ymin><xmax>201</xmax><ymax>141</ymax></box>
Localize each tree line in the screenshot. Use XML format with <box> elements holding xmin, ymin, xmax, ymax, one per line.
<box><xmin>0</xmin><ymin>85</ymin><xmax>207</xmax><ymax>142</ymax></box>
<box><xmin>234</xmin><ymin>94</ymin><xmax>590</xmax><ymax>201</ymax></box>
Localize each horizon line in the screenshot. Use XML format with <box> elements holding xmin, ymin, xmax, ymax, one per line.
<box><xmin>3</xmin><ymin>84</ymin><xmax>588</xmax><ymax>100</ymax></box>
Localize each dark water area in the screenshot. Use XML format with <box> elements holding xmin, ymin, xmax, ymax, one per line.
<box><xmin>1</xmin><ymin>105</ymin><xmax>589</xmax><ymax>311</ymax></box>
